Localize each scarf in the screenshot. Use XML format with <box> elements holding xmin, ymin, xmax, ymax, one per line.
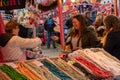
<box><xmin>101</xmin><ymin>28</ymin><xmax>113</xmax><ymax>46</ymax></box>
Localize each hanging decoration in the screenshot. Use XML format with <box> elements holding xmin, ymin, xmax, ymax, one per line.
<box><xmin>100</xmin><ymin>3</ymin><xmax>112</xmax><ymax>16</ymax></box>
<box><xmin>0</xmin><ymin>0</ymin><xmax>26</xmax><ymax>10</ymax></box>
<box><xmin>38</xmin><ymin>0</ymin><xmax>57</xmax><ymax>12</ymax></box>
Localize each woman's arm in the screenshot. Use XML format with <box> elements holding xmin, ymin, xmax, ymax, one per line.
<box><xmin>13</xmin><ymin>36</ymin><xmax>41</xmax><ymax>48</ymax></box>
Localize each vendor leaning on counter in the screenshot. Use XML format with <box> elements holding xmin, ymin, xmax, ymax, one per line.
<box><xmin>0</xmin><ymin>20</ymin><xmax>41</xmax><ymax>62</ymax></box>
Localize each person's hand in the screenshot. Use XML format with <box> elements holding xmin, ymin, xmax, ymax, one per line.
<box><xmin>54</xmin><ymin>26</ymin><xmax>60</xmax><ymax>32</ymax></box>
<box><xmin>51</xmin><ymin>36</ymin><xmax>59</xmax><ymax>41</ymax></box>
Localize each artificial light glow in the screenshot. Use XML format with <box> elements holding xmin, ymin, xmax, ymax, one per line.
<box><xmin>71</xmin><ymin>0</ymin><xmax>75</xmax><ymax>2</ymax></box>
<box><xmin>63</xmin><ymin>0</ymin><xmax>66</xmax><ymax>3</ymax></box>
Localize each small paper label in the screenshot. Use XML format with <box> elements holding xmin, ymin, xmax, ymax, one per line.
<box><xmin>5</xmin><ymin>63</ymin><xmax>18</xmax><ymax>68</ymax></box>
<box><xmin>32</xmin><ymin>60</ymin><xmax>43</xmax><ymax>67</ymax></box>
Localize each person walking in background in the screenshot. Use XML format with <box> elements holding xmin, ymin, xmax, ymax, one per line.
<box><xmin>102</xmin><ymin>15</ymin><xmax>120</xmax><ymax>60</ymax></box>
<box><xmin>0</xmin><ymin>20</ymin><xmax>41</xmax><ymax>62</ymax></box>
<box><xmin>44</xmin><ymin>14</ymin><xmax>56</xmax><ymax>49</ymax></box>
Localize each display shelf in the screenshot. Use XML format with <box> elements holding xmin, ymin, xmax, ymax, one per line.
<box><xmin>0</xmin><ymin>48</ymin><xmax>120</xmax><ymax>80</ymax></box>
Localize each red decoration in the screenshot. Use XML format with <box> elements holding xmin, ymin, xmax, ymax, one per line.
<box><xmin>0</xmin><ymin>14</ymin><xmax>5</xmax><ymax>34</ymax></box>
<box><xmin>75</xmin><ymin>56</ymin><xmax>113</xmax><ymax>78</ymax></box>
<box><xmin>66</xmin><ymin>0</ymin><xmax>71</xmax><ymax>5</ymax></box>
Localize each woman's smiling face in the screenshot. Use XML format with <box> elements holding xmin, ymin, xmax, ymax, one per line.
<box><xmin>72</xmin><ymin>18</ymin><xmax>81</xmax><ymax>30</ymax></box>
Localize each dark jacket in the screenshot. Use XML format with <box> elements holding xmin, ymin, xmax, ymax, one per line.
<box><xmin>44</xmin><ymin>17</ymin><xmax>56</xmax><ymax>32</ymax></box>
<box><xmin>0</xmin><ymin>33</ymin><xmax>13</xmax><ymax>47</ymax></box>
<box><xmin>18</xmin><ymin>24</ymin><xmax>28</xmax><ymax>38</ymax></box>
<box><xmin>104</xmin><ymin>31</ymin><xmax>120</xmax><ymax>60</ymax></box>
<box><xmin>65</xmin><ymin>18</ymin><xmax>73</xmax><ymax>29</ymax></box>
<box><xmin>66</xmin><ymin>28</ymin><xmax>98</xmax><ymax>50</ymax></box>
<box><xmin>55</xmin><ymin>28</ymin><xmax>98</xmax><ymax>51</ymax></box>
<box><xmin>82</xmin><ymin>28</ymin><xmax>97</xmax><ymax>48</ymax></box>
<box><xmin>85</xmin><ymin>17</ymin><xmax>93</xmax><ymax>26</ymax></box>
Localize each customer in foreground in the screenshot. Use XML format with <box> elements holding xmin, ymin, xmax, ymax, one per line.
<box><xmin>0</xmin><ymin>20</ymin><xmax>41</xmax><ymax>62</ymax></box>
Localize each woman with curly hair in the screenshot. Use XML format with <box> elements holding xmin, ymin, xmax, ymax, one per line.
<box><xmin>102</xmin><ymin>15</ymin><xmax>120</xmax><ymax>59</ymax></box>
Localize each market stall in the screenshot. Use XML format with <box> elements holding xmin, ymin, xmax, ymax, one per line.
<box><xmin>0</xmin><ymin>48</ymin><xmax>120</xmax><ymax>80</ymax></box>
<box><xmin>0</xmin><ymin>0</ymin><xmax>120</xmax><ymax>79</ymax></box>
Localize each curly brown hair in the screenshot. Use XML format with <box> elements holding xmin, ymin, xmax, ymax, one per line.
<box><xmin>104</xmin><ymin>15</ymin><xmax>120</xmax><ymax>32</ymax></box>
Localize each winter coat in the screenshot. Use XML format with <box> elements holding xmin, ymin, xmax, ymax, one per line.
<box><xmin>104</xmin><ymin>31</ymin><xmax>120</xmax><ymax>60</ymax></box>
<box><xmin>44</xmin><ymin>17</ymin><xmax>56</xmax><ymax>32</ymax></box>
<box><xmin>66</xmin><ymin>28</ymin><xmax>98</xmax><ymax>50</ymax></box>
<box><xmin>0</xmin><ymin>33</ymin><xmax>41</xmax><ymax>62</ymax></box>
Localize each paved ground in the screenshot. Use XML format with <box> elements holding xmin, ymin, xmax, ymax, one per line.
<box><xmin>41</xmin><ymin>44</ymin><xmax>62</xmax><ymax>58</ymax></box>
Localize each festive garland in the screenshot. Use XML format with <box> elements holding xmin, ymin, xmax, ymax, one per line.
<box><xmin>38</xmin><ymin>0</ymin><xmax>57</xmax><ymax>12</ymax></box>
